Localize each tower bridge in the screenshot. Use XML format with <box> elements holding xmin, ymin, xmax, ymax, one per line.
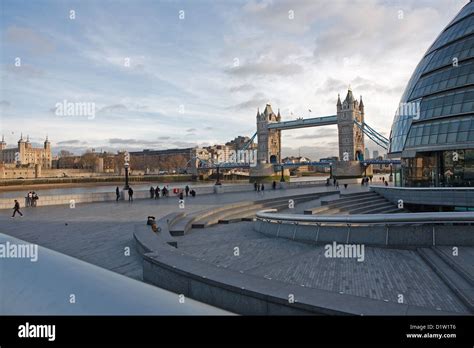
<box><xmin>250</xmin><ymin>88</ymin><xmax>392</xmax><ymax>182</ymax></box>
<box><xmin>191</xmin><ymin>88</ymin><xmax>395</xmax><ymax>183</ymax></box>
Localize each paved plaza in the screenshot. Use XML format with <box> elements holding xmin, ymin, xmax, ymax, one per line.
<box><xmin>1</xmin><ymin>183</ymin><xmax>471</xmax><ymax>314</ymax></box>
<box><xmin>176</xmin><ymin>223</ymin><xmax>471</xmax><ymax>314</ymax></box>
<box><xmin>0</xmin><ymin>185</ymin><xmax>345</xmax><ymax>280</ymax></box>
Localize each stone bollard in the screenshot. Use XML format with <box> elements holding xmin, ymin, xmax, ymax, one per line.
<box><xmin>213</xmin><ymin>185</ymin><xmax>224</xmax><ymax>194</ymax></box>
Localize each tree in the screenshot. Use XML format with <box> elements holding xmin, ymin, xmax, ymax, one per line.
<box><xmin>58</xmin><ymin>150</ymin><xmax>74</xmax><ymax>158</ymax></box>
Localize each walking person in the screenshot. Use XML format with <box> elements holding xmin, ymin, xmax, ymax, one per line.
<box><xmin>335</xmin><ymin>181</ymin><xmax>339</xmax><ymax>189</ymax></box>
<box><xmin>344</xmin><ymin>183</ymin><xmax>348</xmax><ymax>189</ymax></box>
<box><xmin>185</xmin><ymin>185</ymin><xmax>190</xmax><ymax>197</ymax></box>
<box><xmin>333</xmin><ymin>178</ymin><xmax>336</xmax><ymax>187</ymax></box>
<box><xmin>254</xmin><ymin>182</ymin><xmax>258</xmax><ymax>191</ymax></box>
<box><xmin>272</xmin><ymin>181</ymin><xmax>276</xmax><ymax>190</ymax></box>
<box><xmin>150</xmin><ymin>186</ymin><xmax>155</xmax><ymax>199</ymax></box>
<box><xmin>128</xmin><ymin>187</ymin><xmax>134</xmax><ymax>202</ymax></box>
<box><xmin>257</xmin><ymin>183</ymin><xmax>260</xmax><ymax>192</ymax></box>
<box><xmin>26</xmin><ymin>192</ymin><xmax>32</xmax><ymax>207</ymax></box>
<box><xmin>261</xmin><ymin>183</ymin><xmax>265</xmax><ymax>191</ymax></box>
<box><xmin>116</xmin><ymin>186</ymin><xmax>120</xmax><ymax>201</ymax></box>
<box><xmin>155</xmin><ymin>186</ymin><xmax>160</xmax><ymax>199</ymax></box>
<box><xmin>11</xmin><ymin>200</ymin><xmax>23</xmax><ymax>218</ymax></box>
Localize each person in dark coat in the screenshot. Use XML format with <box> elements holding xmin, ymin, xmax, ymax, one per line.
<box><xmin>185</xmin><ymin>185</ymin><xmax>190</xmax><ymax>197</ymax></box>
<box><xmin>128</xmin><ymin>187</ymin><xmax>134</xmax><ymax>202</ymax></box>
<box><xmin>150</xmin><ymin>186</ymin><xmax>155</xmax><ymax>199</ymax></box>
<box><xmin>155</xmin><ymin>186</ymin><xmax>160</xmax><ymax>199</ymax></box>
<box><xmin>116</xmin><ymin>187</ymin><xmax>120</xmax><ymax>201</ymax></box>
<box><xmin>12</xmin><ymin>200</ymin><xmax>23</xmax><ymax>218</ymax></box>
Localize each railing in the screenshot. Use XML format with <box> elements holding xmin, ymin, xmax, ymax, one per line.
<box><xmin>256</xmin><ymin>209</ymin><xmax>474</xmax><ymax>225</ymax></box>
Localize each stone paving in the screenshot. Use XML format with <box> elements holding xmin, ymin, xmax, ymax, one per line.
<box><xmin>3</xmin><ymin>182</ymin><xmax>464</xmax><ymax>314</ymax></box>
<box><xmin>177</xmin><ymin>223</ymin><xmax>470</xmax><ymax>314</ymax></box>
<box><xmin>0</xmin><ymin>184</ymin><xmax>338</xmax><ymax>280</ymax></box>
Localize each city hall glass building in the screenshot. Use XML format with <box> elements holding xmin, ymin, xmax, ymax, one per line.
<box><xmin>389</xmin><ymin>1</ymin><xmax>474</xmax><ymax>187</ymax></box>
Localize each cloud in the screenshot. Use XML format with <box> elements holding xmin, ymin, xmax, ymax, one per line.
<box><xmin>229</xmin><ymin>84</ymin><xmax>255</xmax><ymax>93</ymax></box>
<box><xmin>226</xmin><ymin>60</ymin><xmax>303</xmax><ymax>77</ymax></box>
<box><xmin>186</xmin><ymin>128</ymin><xmax>196</xmax><ymax>132</ymax></box>
<box><xmin>171</xmin><ymin>141</ymin><xmax>197</xmax><ymax>148</ymax></box>
<box><xmin>293</xmin><ymin>128</ymin><xmax>338</xmax><ymax>140</ymax></box>
<box><xmin>6</xmin><ymin>26</ymin><xmax>55</xmax><ymax>54</ymax></box>
<box><xmin>57</xmin><ymin>140</ymin><xmax>88</xmax><ymax>145</ymax></box>
<box><xmin>315</xmin><ymin>77</ymin><xmax>404</xmax><ymax>96</ymax></box>
<box><xmin>7</xmin><ymin>64</ymin><xmax>44</xmax><ymax>78</ymax></box>
<box><xmin>228</xmin><ymin>92</ymin><xmax>270</xmax><ymax>110</ymax></box>
<box><xmin>108</xmin><ymin>138</ymin><xmax>164</xmax><ymax>145</ymax></box>
<box><xmin>99</xmin><ymin>104</ymin><xmax>128</xmax><ymax>113</ymax></box>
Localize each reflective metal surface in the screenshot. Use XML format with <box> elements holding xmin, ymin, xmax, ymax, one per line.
<box><xmin>0</xmin><ymin>233</ymin><xmax>232</xmax><ymax>315</ymax></box>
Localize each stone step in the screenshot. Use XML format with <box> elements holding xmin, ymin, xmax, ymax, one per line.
<box><xmin>433</xmin><ymin>247</ymin><xmax>474</xmax><ymax>286</ymax></box>
<box><xmin>418</xmin><ymin>248</ymin><xmax>474</xmax><ymax>313</ymax></box>
<box><xmin>347</xmin><ymin>202</ymin><xmax>395</xmax><ymax>214</ymax></box>
<box><xmin>327</xmin><ymin>197</ymin><xmax>387</xmax><ymax>211</ymax></box>
<box><xmin>322</xmin><ymin>195</ymin><xmax>385</xmax><ymax>209</ymax></box>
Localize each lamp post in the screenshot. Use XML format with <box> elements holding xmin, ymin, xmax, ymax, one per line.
<box><xmin>124</xmin><ymin>162</ymin><xmax>130</xmax><ymax>190</ymax></box>
<box><xmin>215</xmin><ymin>165</ymin><xmax>222</xmax><ymax>185</ymax></box>
<box><xmin>280</xmin><ymin>164</ymin><xmax>285</xmax><ymax>182</ymax></box>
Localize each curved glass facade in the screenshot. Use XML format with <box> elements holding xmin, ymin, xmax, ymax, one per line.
<box><xmin>388</xmin><ymin>1</ymin><xmax>474</xmax><ymax>187</ymax></box>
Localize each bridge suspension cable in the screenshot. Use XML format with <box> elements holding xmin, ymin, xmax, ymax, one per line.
<box><xmin>353</xmin><ymin>120</ymin><xmax>389</xmax><ymax>150</ymax></box>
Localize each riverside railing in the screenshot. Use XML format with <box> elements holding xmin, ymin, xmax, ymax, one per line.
<box><xmin>256</xmin><ymin>209</ymin><xmax>474</xmax><ymax>225</ymax></box>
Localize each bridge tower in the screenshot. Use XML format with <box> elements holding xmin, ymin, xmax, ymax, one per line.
<box><xmin>337</xmin><ymin>88</ymin><xmax>365</xmax><ymax>161</ymax></box>
<box><xmin>256</xmin><ymin>104</ymin><xmax>281</xmax><ymax>165</ymax></box>
<box><xmin>250</xmin><ymin>104</ymin><xmax>286</xmax><ymax>181</ymax></box>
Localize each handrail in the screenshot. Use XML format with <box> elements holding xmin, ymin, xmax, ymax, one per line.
<box><xmin>256</xmin><ymin>209</ymin><xmax>474</xmax><ymax>225</ymax></box>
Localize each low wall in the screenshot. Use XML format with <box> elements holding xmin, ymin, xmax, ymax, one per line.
<box><xmin>0</xmin><ymin>180</ymin><xmax>327</xmax><ymax>210</ymax></box>
<box><xmin>253</xmin><ymin>220</ymin><xmax>474</xmax><ymax>247</ymax></box>
<box><xmin>371</xmin><ymin>186</ymin><xmax>474</xmax><ymax>208</ymax></box>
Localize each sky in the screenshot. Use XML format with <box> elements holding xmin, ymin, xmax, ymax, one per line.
<box><xmin>0</xmin><ymin>0</ymin><xmax>469</xmax><ymax>159</ymax></box>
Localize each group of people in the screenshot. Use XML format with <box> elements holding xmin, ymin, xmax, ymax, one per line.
<box><xmin>254</xmin><ymin>182</ymin><xmax>265</xmax><ymax>192</ymax></box>
<box><xmin>25</xmin><ymin>191</ymin><xmax>39</xmax><ymax>207</ymax></box>
<box><xmin>115</xmin><ymin>184</ymin><xmax>197</xmax><ymax>202</ymax></box>
<box><xmin>148</xmin><ymin>185</ymin><xmax>169</xmax><ymax>199</ymax></box>
<box><xmin>360</xmin><ymin>176</ymin><xmax>372</xmax><ymax>186</ymax></box>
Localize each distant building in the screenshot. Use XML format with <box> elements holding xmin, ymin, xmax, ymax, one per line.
<box><xmin>226</xmin><ymin>136</ymin><xmax>256</xmax><ymax>150</ymax></box>
<box><xmin>364</xmin><ymin>148</ymin><xmax>370</xmax><ymax>160</ymax></box>
<box><xmin>0</xmin><ymin>134</ymin><xmax>52</xmax><ymax>169</ymax></box>
<box><xmin>372</xmin><ymin>150</ymin><xmax>379</xmax><ymax>159</ymax></box>
<box><xmin>282</xmin><ymin>156</ymin><xmax>311</xmax><ymax>164</ymax></box>
<box><xmin>204</xmin><ymin>144</ymin><xmax>233</xmax><ymax>163</ymax></box>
